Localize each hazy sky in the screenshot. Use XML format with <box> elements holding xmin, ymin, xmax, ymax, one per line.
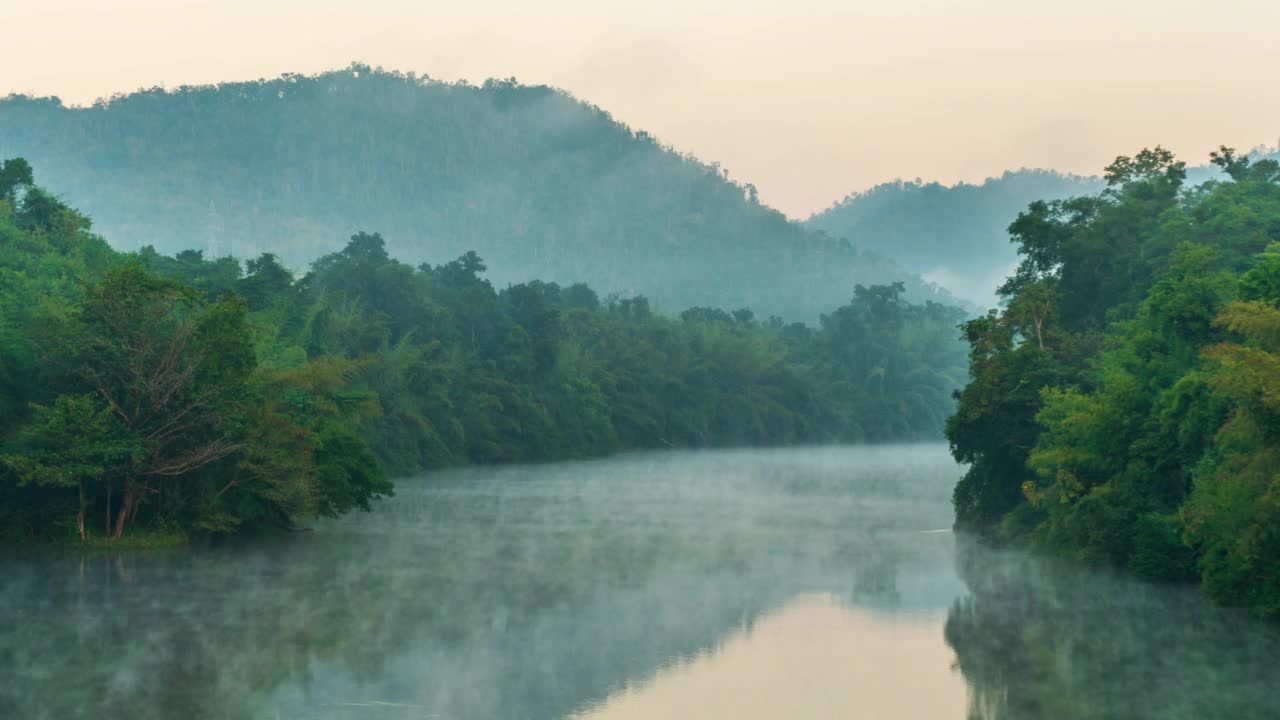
<box><xmin>5</xmin><ymin>0</ymin><xmax>1280</xmax><ymax>217</ymax></box>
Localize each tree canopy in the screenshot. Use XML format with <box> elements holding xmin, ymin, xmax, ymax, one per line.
<box><xmin>0</xmin><ymin>158</ymin><xmax>968</xmax><ymax>543</ymax></box>
<box><xmin>946</xmin><ymin>145</ymin><xmax>1280</xmax><ymax>617</ymax></box>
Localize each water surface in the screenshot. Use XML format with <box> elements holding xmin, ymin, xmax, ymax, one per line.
<box><xmin>2</xmin><ymin>445</ymin><xmax>1277</xmax><ymax>719</ymax></box>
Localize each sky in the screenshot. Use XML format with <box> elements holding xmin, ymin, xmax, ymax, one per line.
<box><xmin>5</xmin><ymin>0</ymin><xmax>1280</xmax><ymax>217</ymax></box>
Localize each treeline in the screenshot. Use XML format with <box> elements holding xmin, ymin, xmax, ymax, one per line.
<box><xmin>947</xmin><ymin>146</ymin><xmax>1280</xmax><ymax>617</ymax></box>
<box><xmin>0</xmin><ymin>65</ymin><xmax>955</xmax><ymax>319</ymax></box>
<box><xmin>0</xmin><ymin>159</ymin><xmax>968</xmax><ymax>542</ymax></box>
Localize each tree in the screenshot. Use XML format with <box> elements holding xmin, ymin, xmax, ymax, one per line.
<box><xmin>3</xmin><ymin>394</ymin><xmax>139</xmax><ymax>539</ymax></box>
<box><xmin>1006</xmin><ymin>278</ymin><xmax>1057</xmax><ymax>351</ymax></box>
<box><xmin>54</xmin><ymin>265</ymin><xmax>256</xmax><ymax>538</ymax></box>
<box><xmin>0</xmin><ymin>157</ymin><xmax>33</xmax><ymax>203</ymax></box>
<box><xmin>1103</xmin><ymin>146</ymin><xmax>1185</xmax><ymax>188</ymax></box>
<box><xmin>238</xmin><ymin>253</ymin><xmax>295</xmax><ymax>309</ymax></box>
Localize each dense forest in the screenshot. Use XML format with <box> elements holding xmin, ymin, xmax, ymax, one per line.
<box><xmin>947</xmin><ymin>146</ymin><xmax>1280</xmax><ymax>617</ymax></box>
<box><xmin>0</xmin><ymin>158</ymin><xmax>968</xmax><ymax>543</ymax></box>
<box><xmin>0</xmin><ymin>65</ymin><xmax>955</xmax><ymax>320</ymax></box>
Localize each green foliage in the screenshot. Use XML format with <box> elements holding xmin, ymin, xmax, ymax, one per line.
<box><xmin>948</xmin><ymin>144</ymin><xmax>1280</xmax><ymax>616</ymax></box>
<box><xmin>311</xmin><ymin>420</ymin><xmax>394</xmax><ymax>518</ymax></box>
<box><xmin>0</xmin><ymin>157</ymin><xmax>33</xmax><ymax>202</ymax></box>
<box><xmin>0</xmin><ymin>158</ymin><xmax>968</xmax><ymax>543</ymax></box>
<box><xmin>3</xmin><ymin>394</ymin><xmax>138</xmax><ymax>491</ymax></box>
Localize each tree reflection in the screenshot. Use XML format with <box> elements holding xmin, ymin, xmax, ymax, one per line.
<box><xmin>946</xmin><ymin>537</ymin><xmax>1280</xmax><ymax>720</ymax></box>
<box><xmin>1</xmin><ymin>447</ymin><xmax>959</xmax><ymax>720</ymax></box>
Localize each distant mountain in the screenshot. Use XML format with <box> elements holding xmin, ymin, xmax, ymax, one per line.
<box><xmin>808</xmin><ymin>151</ymin><xmax>1280</xmax><ymax>308</ymax></box>
<box><xmin>807</xmin><ymin>171</ymin><xmax>1103</xmax><ymax>307</ymax></box>
<box><xmin>0</xmin><ymin>64</ymin><xmax>956</xmax><ymax>319</ymax></box>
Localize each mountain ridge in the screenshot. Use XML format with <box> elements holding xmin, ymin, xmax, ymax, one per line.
<box><xmin>0</xmin><ymin>64</ymin><xmax>958</xmax><ymax>319</ymax></box>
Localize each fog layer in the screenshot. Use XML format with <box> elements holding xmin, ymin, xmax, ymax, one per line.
<box><xmin>2</xmin><ymin>446</ymin><xmax>1276</xmax><ymax>719</ymax></box>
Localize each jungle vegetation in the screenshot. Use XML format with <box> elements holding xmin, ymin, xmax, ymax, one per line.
<box><xmin>946</xmin><ymin>145</ymin><xmax>1280</xmax><ymax>617</ymax></box>
<box><xmin>0</xmin><ymin>159</ymin><xmax>968</xmax><ymax>543</ymax></box>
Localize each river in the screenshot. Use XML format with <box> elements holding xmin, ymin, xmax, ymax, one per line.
<box><xmin>2</xmin><ymin>445</ymin><xmax>1277</xmax><ymax>718</ymax></box>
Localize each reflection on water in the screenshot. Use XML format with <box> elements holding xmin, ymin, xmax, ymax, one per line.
<box><xmin>573</xmin><ymin>593</ymin><xmax>965</xmax><ymax>719</ymax></box>
<box><xmin>0</xmin><ymin>445</ymin><xmax>1277</xmax><ymax>719</ymax></box>
<box><xmin>947</xmin><ymin>540</ymin><xmax>1280</xmax><ymax>720</ymax></box>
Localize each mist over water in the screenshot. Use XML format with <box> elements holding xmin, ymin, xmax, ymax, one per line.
<box><xmin>2</xmin><ymin>445</ymin><xmax>1277</xmax><ymax>719</ymax></box>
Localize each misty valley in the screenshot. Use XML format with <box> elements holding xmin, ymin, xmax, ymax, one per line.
<box><xmin>3</xmin><ymin>62</ymin><xmax>1280</xmax><ymax>719</ymax></box>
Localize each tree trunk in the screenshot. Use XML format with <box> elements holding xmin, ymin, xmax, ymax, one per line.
<box><xmin>128</xmin><ymin>483</ymin><xmax>145</xmax><ymax>526</ymax></box>
<box><xmin>77</xmin><ymin>479</ymin><xmax>86</xmax><ymax>541</ymax></box>
<box><xmin>105</xmin><ymin>477</ymin><xmax>112</xmax><ymax>537</ymax></box>
<box><xmin>112</xmin><ymin>480</ymin><xmax>136</xmax><ymax>540</ymax></box>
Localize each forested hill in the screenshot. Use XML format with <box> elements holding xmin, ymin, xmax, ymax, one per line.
<box><xmin>0</xmin><ymin>65</ymin><xmax>952</xmax><ymax>320</ymax></box>
<box><xmin>807</xmin><ymin>171</ymin><xmax>1102</xmax><ymax>306</ymax></box>
<box><xmin>807</xmin><ymin>153</ymin><xmax>1280</xmax><ymax>307</ymax></box>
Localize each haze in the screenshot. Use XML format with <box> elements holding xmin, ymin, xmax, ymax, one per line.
<box><xmin>5</xmin><ymin>0</ymin><xmax>1279</xmax><ymax>216</ymax></box>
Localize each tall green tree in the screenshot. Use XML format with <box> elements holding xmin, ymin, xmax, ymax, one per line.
<box><xmin>50</xmin><ymin>266</ymin><xmax>256</xmax><ymax>537</ymax></box>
